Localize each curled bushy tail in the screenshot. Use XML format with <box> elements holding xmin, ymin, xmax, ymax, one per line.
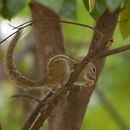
<box><xmin>6</xmin><ymin>31</ymin><xmax>44</xmax><ymax>90</ymax></box>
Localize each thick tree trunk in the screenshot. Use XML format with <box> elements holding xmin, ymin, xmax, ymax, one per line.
<box><xmin>30</xmin><ymin>1</ymin><xmax>65</xmax><ymax>76</ymax></box>
<box><xmin>30</xmin><ymin>1</ymin><xmax>119</xmax><ymax>129</ymax></box>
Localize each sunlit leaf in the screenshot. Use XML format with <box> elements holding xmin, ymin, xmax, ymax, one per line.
<box><xmin>88</xmin><ymin>0</ymin><xmax>95</xmax><ymax>13</ymax></box>
<box><xmin>1</xmin><ymin>0</ymin><xmax>26</xmax><ymax>19</ymax></box>
<box><xmin>83</xmin><ymin>0</ymin><xmax>107</xmax><ymax>20</ymax></box>
<box><xmin>119</xmin><ymin>1</ymin><xmax>130</xmax><ymax>39</ymax></box>
<box><xmin>37</xmin><ymin>0</ymin><xmax>77</xmax><ymax>19</ymax></box>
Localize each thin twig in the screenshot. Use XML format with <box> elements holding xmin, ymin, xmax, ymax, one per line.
<box><xmin>95</xmin><ymin>43</ymin><xmax>130</xmax><ymax>60</ymax></box>
<box><xmin>22</xmin><ymin>91</ymin><xmax>53</xmax><ymax>130</ymax></box>
<box><xmin>8</xmin><ymin>23</ymin><xmax>20</xmax><ymax>30</ymax></box>
<box><xmin>14</xmin><ymin>19</ymin><xmax>103</xmax><ymax>37</ymax></box>
<box><xmin>0</xmin><ymin>31</ymin><xmax>20</xmax><ymax>44</ymax></box>
<box><xmin>0</xmin><ymin>19</ymin><xmax>103</xmax><ymax>44</ymax></box>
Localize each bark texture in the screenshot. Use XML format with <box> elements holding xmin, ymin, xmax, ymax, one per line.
<box><xmin>90</xmin><ymin>9</ymin><xmax>120</xmax><ymax>77</ymax></box>
<box><xmin>30</xmin><ymin>1</ymin><xmax>119</xmax><ymax>129</ymax></box>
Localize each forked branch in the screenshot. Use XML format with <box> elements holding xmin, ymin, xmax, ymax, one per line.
<box><xmin>22</xmin><ymin>45</ymin><xmax>109</xmax><ymax>130</ymax></box>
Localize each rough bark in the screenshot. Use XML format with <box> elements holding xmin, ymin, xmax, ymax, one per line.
<box><xmin>90</xmin><ymin>9</ymin><xmax>120</xmax><ymax>77</ymax></box>
<box><xmin>30</xmin><ymin>1</ymin><xmax>119</xmax><ymax>130</ymax></box>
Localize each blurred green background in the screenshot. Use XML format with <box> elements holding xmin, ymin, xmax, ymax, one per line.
<box><xmin>0</xmin><ymin>0</ymin><xmax>130</xmax><ymax>130</ymax></box>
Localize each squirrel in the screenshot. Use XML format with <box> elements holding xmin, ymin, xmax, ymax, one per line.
<box><xmin>43</xmin><ymin>55</ymin><xmax>96</xmax><ymax>91</ymax></box>
<box><xmin>43</xmin><ymin>55</ymin><xmax>77</xmax><ymax>91</ymax></box>
<box><xmin>6</xmin><ymin>31</ymin><xmax>96</xmax><ymax>91</ymax></box>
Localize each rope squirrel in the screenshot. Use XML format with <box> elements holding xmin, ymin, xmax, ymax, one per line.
<box><xmin>44</xmin><ymin>55</ymin><xmax>96</xmax><ymax>91</ymax></box>
<box><xmin>6</xmin><ymin>31</ymin><xmax>96</xmax><ymax>91</ymax></box>
<box><xmin>43</xmin><ymin>55</ymin><xmax>77</xmax><ymax>91</ymax></box>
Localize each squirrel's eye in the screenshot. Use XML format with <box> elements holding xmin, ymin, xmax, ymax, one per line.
<box><xmin>93</xmin><ymin>67</ymin><xmax>96</xmax><ymax>72</ymax></box>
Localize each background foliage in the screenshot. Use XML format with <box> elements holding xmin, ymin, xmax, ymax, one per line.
<box><xmin>0</xmin><ymin>0</ymin><xmax>130</xmax><ymax>130</ymax></box>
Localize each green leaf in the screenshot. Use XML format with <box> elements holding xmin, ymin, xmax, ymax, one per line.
<box><xmin>83</xmin><ymin>0</ymin><xmax>107</xmax><ymax>20</ymax></box>
<box><xmin>60</xmin><ymin>0</ymin><xmax>77</xmax><ymax>19</ymax></box>
<box><xmin>88</xmin><ymin>0</ymin><xmax>95</xmax><ymax>13</ymax></box>
<box><xmin>1</xmin><ymin>0</ymin><xmax>26</xmax><ymax>20</ymax></box>
<box><xmin>37</xmin><ymin>0</ymin><xmax>64</xmax><ymax>14</ymax></box>
<box><xmin>37</xmin><ymin>0</ymin><xmax>77</xmax><ymax>19</ymax></box>
<box><xmin>106</xmin><ymin>0</ymin><xmax>122</xmax><ymax>12</ymax></box>
<box><xmin>119</xmin><ymin>1</ymin><xmax>130</xmax><ymax>39</ymax></box>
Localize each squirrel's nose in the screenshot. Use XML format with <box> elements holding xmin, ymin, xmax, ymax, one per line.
<box><xmin>90</xmin><ymin>75</ymin><xmax>96</xmax><ymax>80</ymax></box>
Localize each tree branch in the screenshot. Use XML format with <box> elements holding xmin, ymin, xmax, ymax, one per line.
<box><xmin>95</xmin><ymin>43</ymin><xmax>130</xmax><ymax>60</ymax></box>
<box><xmin>22</xmin><ymin>91</ymin><xmax>53</xmax><ymax>130</ymax></box>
